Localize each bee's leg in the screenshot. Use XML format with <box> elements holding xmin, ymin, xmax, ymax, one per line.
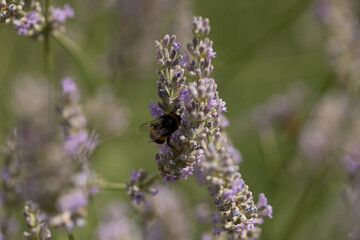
<box><xmin>166</xmin><ymin>137</ymin><xmax>179</xmax><ymax>154</ymax></box>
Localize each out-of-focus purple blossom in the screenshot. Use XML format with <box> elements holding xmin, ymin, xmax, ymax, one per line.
<box><xmin>14</xmin><ymin>11</ymin><xmax>40</xmax><ymax>36</ymax></box>
<box><xmin>345</xmin><ymin>155</ymin><xmax>360</xmax><ymax>174</ymax></box>
<box><xmin>162</xmin><ymin>173</ymin><xmax>176</xmax><ymax>186</ymax></box>
<box><xmin>63</xmin><ymin>130</ymin><xmax>87</xmax><ymax>155</ymax></box>
<box><xmin>50</xmin><ymin>4</ymin><xmax>75</xmax><ymax>23</ymax></box>
<box><xmin>97</xmin><ymin>201</ymin><xmax>141</xmax><ymax>240</ymax></box>
<box><xmin>129</xmin><ymin>169</ymin><xmax>142</xmax><ymax>181</ymax></box>
<box><xmin>131</xmin><ymin>191</ymin><xmax>145</xmax><ymax>205</ymax></box>
<box><xmin>252</xmin><ymin>83</ymin><xmax>306</xmax><ymax>130</ymax></box>
<box><xmin>201</xmin><ymin>233</ymin><xmax>214</xmax><ymax>240</ymax></box>
<box><xmin>62</xmin><ymin>77</ymin><xmax>77</xmax><ymax>93</ymax></box>
<box><xmin>227</xmin><ymin>144</ymin><xmax>242</xmax><ymax>163</ymax></box>
<box><xmin>313</xmin><ymin>0</ymin><xmax>328</xmax><ymax>24</ymax></box>
<box><xmin>57</xmin><ymin>189</ymin><xmax>88</xmax><ymax>212</ymax></box>
<box><xmin>63</xmin><ymin>130</ymin><xmax>98</xmax><ymax>156</ymax></box>
<box><xmin>25</xmin><ymin>11</ymin><xmax>40</xmax><ymax>25</ymax></box>
<box><xmin>149</xmin><ymin>100</ymin><xmax>164</xmax><ymax>118</ymax></box>
<box><xmin>257</xmin><ymin>193</ymin><xmax>268</xmax><ymax>208</ymax></box>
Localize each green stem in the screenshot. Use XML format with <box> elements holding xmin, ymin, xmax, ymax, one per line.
<box><xmin>44</xmin><ymin>0</ymin><xmax>52</xmax><ymax>123</ymax></box>
<box><xmin>67</xmin><ymin>232</ymin><xmax>75</xmax><ymax>240</ymax></box>
<box><xmin>140</xmin><ymin>173</ymin><xmax>160</xmax><ymax>188</ymax></box>
<box><xmin>95</xmin><ymin>180</ymin><xmax>127</xmax><ymax>191</ymax></box>
<box><xmin>281</xmin><ymin>161</ymin><xmax>336</xmax><ymax>240</ymax></box>
<box><xmin>257</xmin><ymin>126</ymin><xmax>283</xmax><ymax>176</ymax></box>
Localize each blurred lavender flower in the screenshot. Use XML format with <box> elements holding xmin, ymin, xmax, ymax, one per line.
<box><xmin>97</xmin><ymin>201</ymin><xmax>142</xmax><ymax>240</ymax></box>
<box><xmin>316</xmin><ymin>0</ymin><xmax>360</xmax><ymax>88</ymax></box>
<box><xmin>148</xmin><ymin>16</ymin><xmax>272</xmax><ymax>238</ymax></box>
<box><xmin>59</xmin><ymin>77</ymin><xmax>99</xmax><ymax>159</ymax></box>
<box><xmin>50</xmin><ymin>4</ymin><xmax>74</xmax><ymax>23</ymax></box>
<box><xmin>1</xmin><ymin>1</ymin><xmax>74</xmax><ymax>39</ymax></box>
<box><xmin>299</xmin><ymin>92</ymin><xmax>350</xmax><ymax>161</ymax></box>
<box><xmin>1</xmin><ymin>77</ymin><xmax>98</xmax><ymax>234</ymax></box>
<box><xmin>15</xmin><ymin>10</ymin><xmax>39</xmax><ymax>35</ymax></box>
<box><xmin>84</xmin><ymin>86</ymin><xmax>129</xmax><ymax>138</ymax></box>
<box><xmin>252</xmin><ymin>83</ymin><xmax>307</xmax><ymax>132</ymax></box>
<box><xmin>142</xmin><ymin>186</ymin><xmax>192</xmax><ymax>240</ymax></box>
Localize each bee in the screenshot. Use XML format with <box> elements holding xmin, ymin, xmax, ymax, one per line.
<box><xmin>139</xmin><ymin>112</ymin><xmax>181</xmax><ymax>146</ymax></box>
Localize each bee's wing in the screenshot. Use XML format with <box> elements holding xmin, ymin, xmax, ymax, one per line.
<box><xmin>139</xmin><ymin>119</ymin><xmax>161</xmax><ymax>132</ymax></box>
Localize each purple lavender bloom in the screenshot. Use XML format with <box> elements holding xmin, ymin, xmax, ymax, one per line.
<box><xmin>212</xmin><ymin>226</ymin><xmax>223</xmax><ymax>236</ymax></box>
<box><xmin>162</xmin><ymin>173</ymin><xmax>176</xmax><ymax>186</ymax></box>
<box><xmin>173</xmin><ymin>40</ymin><xmax>181</xmax><ymax>51</ymax></box>
<box><xmin>149</xmin><ymin>100</ymin><xmax>164</xmax><ymax>118</ymax></box>
<box><xmin>256</xmin><ymin>193</ymin><xmax>273</xmax><ymax>218</ymax></box>
<box><xmin>62</xmin><ymin>77</ymin><xmax>76</xmax><ymax>93</ymax></box>
<box><xmin>156</xmin><ymin>144</ymin><xmax>172</xmax><ymax>155</ymax></box>
<box><xmin>26</xmin><ymin>11</ymin><xmax>40</xmax><ymax>25</ymax></box>
<box><xmin>15</xmin><ymin>21</ymin><xmax>31</xmax><ymax>35</ymax></box>
<box><xmin>228</xmin><ymin>145</ymin><xmax>242</xmax><ymax>163</ymax></box>
<box><xmin>232</xmin><ymin>208</ymin><xmax>240</xmax><ymax>216</ymax></box>
<box><xmin>51</xmin><ymin>4</ymin><xmax>75</xmax><ymax>23</ymax></box>
<box><xmin>223</xmin><ymin>189</ymin><xmax>235</xmax><ymax>201</ymax></box>
<box><xmin>179</xmin><ymin>165</ymin><xmax>194</xmax><ymax>179</ymax></box>
<box><xmin>345</xmin><ymin>155</ymin><xmax>360</xmax><ymax>174</ymax></box>
<box><xmin>57</xmin><ymin>189</ymin><xmax>88</xmax><ymax>212</ymax></box>
<box><xmin>233</xmin><ymin>218</ymin><xmax>256</xmax><ymax>235</ymax></box>
<box><xmin>231</xmin><ymin>178</ymin><xmax>244</xmax><ymax>193</ymax></box>
<box><xmin>179</xmin><ymin>89</ymin><xmax>191</xmax><ymax>105</ymax></box>
<box><xmin>211</xmin><ymin>213</ymin><xmax>223</xmax><ymax>235</ymax></box>
<box><xmin>206</xmin><ymin>96</ymin><xmax>217</xmax><ymax>110</ymax></box>
<box><xmin>14</xmin><ymin>11</ymin><xmax>39</xmax><ymax>35</ymax></box>
<box><xmin>179</xmin><ymin>51</ymin><xmax>190</xmax><ymax>67</ymax></box>
<box><xmin>63</xmin><ymin>130</ymin><xmax>88</xmax><ymax>155</ymax></box>
<box><xmin>206</xmin><ymin>47</ymin><xmax>216</xmax><ymax>60</ymax></box>
<box><xmin>257</xmin><ymin>193</ymin><xmax>268</xmax><ymax>208</ymax></box>
<box><xmin>260</xmin><ymin>205</ymin><xmax>273</xmax><ymax>219</ymax></box>
<box><xmin>131</xmin><ymin>192</ymin><xmax>145</xmax><ymax>205</ymax></box>
<box><xmin>218</xmin><ymin>98</ymin><xmax>227</xmax><ymax>113</ymax></box>
<box><xmin>201</xmin><ymin>233</ymin><xmax>214</xmax><ymax>240</ymax></box>
<box><xmin>129</xmin><ymin>169</ymin><xmax>141</xmax><ymax>181</ymax></box>
<box><xmin>63</xmin><ymin>4</ymin><xmax>75</xmax><ymax>18</ymax></box>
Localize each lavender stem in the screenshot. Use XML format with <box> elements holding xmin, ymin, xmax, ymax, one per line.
<box><xmin>44</xmin><ymin>0</ymin><xmax>53</xmax><ymax>124</ymax></box>
<box><xmin>95</xmin><ymin>181</ymin><xmax>127</xmax><ymax>191</ymax></box>
<box><xmin>67</xmin><ymin>232</ymin><xmax>75</xmax><ymax>240</ymax></box>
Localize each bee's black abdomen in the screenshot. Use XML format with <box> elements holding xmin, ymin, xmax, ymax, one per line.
<box><xmin>154</xmin><ymin>138</ymin><xmax>166</xmax><ymax>144</ymax></box>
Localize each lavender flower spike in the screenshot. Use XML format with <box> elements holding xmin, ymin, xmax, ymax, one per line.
<box><xmin>149</xmin><ymin>16</ymin><xmax>273</xmax><ymax>239</ymax></box>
